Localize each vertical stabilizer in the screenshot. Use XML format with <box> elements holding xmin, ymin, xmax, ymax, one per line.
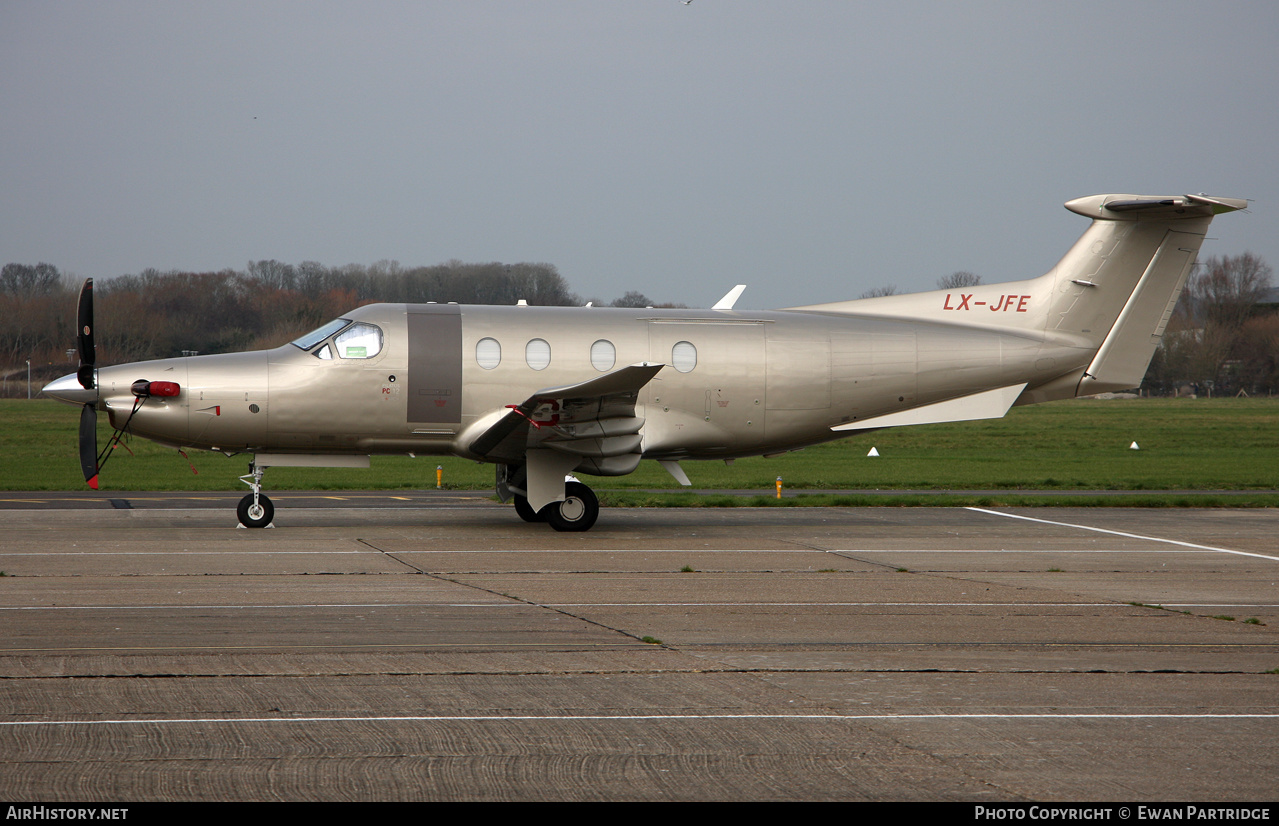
<box><xmin>1054</xmin><ymin>194</ymin><xmax>1246</xmax><ymax>395</ymax></box>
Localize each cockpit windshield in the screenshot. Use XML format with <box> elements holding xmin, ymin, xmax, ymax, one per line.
<box><xmin>291</xmin><ymin>319</ymin><xmax>350</xmax><ymax>351</ymax></box>
<box><xmin>291</xmin><ymin>318</ymin><xmax>385</xmax><ymax>360</ymax></box>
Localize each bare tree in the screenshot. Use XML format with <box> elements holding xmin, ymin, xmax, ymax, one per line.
<box><xmin>1</xmin><ymin>263</ymin><xmax>62</xmax><ymax>297</ymax></box>
<box><xmin>858</xmin><ymin>285</ymin><xmax>899</xmax><ymax>299</ymax></box>
<box><xmin>611</xmin><ymin>291</ymin><xmax>652</xmax><ymax>308</ymax></box>
<box><xmin>937</xmin><ymin>271</ymin><xmax>982</xmax><ymax>289</ymax></box>
<box><xmin>1148</xmin><ymin>252</ymin><xmax>1276</xmax><ymax>394</ymax></box>
<box><xmin>1189</xmin><ymin>253</ymin><xmax>1272</xmax><ymax>330</ymax></box>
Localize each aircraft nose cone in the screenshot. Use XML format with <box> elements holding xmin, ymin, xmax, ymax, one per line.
<box><xmin>42</xmin><ymin>372</ymin><xmax>98</xmax><ymax>406</ymax></box>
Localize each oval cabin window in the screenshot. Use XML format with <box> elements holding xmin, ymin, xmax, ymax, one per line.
<box><xmin>476</xmin><ymin>337</ymin><xmax>501</xmax><ymax>370</ymax></box>
<box><xmin>671</xmin><ymin>340</ymin><xmax>697</xmax><ymax>373</ymax></box>
<box><xmin>590</xmin><ymin>339</ymin><xmax>616</xmax><ymax>372</ymax></box>
<box><xmin>525</xmin><ymin>338</ymin><xmax>551</xmax><ymax>371</ymax></box>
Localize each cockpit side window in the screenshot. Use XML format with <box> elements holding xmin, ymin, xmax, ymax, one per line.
<box><xmin>334</xmin><ymin>322</ymin><xmax>384</xmax><ymax>359</ymax></box>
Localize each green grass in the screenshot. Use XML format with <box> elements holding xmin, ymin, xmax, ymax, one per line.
<box><xmin>2</xmin><ymin>397</ymin><xmax>1277</xmax><ymax>503</ymax></box>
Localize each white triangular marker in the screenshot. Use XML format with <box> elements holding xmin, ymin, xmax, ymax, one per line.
<box><xmin>1130</xmin><ymin>441</ymin><xmax>1139</xmax><ymax>450</ymax></box>
<box><xmin>867</xmin><ymin>447</ymin><xmax>880</xmax><ymax>457</ymax></box>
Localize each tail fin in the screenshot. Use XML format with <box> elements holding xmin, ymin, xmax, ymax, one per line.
<box><xmin>787</xmin><ymin>193</ymin><xmax>1247</xmax><ymax>396</ymax></box>
<box><xmin>1053</xmin><ymin>194</ymin><xmax>1246</xmax><ymax>394</ymax></box>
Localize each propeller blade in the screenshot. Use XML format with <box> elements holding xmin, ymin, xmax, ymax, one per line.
<box><xmin>79</xmin><ymin>403</ymin><xmax>99</xmax><ymax>490</ymax></box>
<box><xmin>76</xmin><ymin>278</ymin><xmax>95</xmax><ymax>389</ymax></box>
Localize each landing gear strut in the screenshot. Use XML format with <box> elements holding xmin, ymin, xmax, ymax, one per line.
<box><xmin>237</xmin><ymin>462</ymin><xmax>274</xmax><ymax>528</ymax></box>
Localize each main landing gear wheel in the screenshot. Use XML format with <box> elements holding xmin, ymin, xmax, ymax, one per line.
<box><xmin>513</xmin><ymin>494</ymin><xmax>547</xmax><ymax>523</ymax></box>
<box><xmin>237</xmin><ymin>493</ymin><xmax>274</xmax><ymax>528</ymax></box>
<box><xmin>543</xmin><ymin>481</ymin><xmax>599</xmax><ymax>532</ymax></box>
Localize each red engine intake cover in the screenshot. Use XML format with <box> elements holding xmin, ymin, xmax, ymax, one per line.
<box><xmin>149</xmin><ymin>381</ymin><xmax>181</xmax><ymax>397</ymax></box>
<box><xmin>134</xmin><ymin>380</ymin><xmax>182</xmax><ymax>397</ymax></box>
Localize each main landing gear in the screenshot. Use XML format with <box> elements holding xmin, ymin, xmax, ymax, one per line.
<box><xmin>513</xmin><ymin>482</ymin><xmax>599</xmax><ymax>532</ymax></box>
<box><xmin>237</xmin><ymin>462</ymin><xmax>274</xmax><ymax>528</ymax></box>
<box><xmin>502</xmin><ymin>464</ymin><xmax>600</xmax><ymax>532</ymax></box>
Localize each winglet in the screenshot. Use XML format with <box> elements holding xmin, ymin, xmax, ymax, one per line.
<box><xmin>712</xmin><ymin>285</ymin><xmax>747</xmax><ymax>310</ymax></box>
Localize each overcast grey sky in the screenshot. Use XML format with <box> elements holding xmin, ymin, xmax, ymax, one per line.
<box><xmin>3</xmin><ymin>1</ymin><xmax>1276</xmax><ymax>309</ymax></box>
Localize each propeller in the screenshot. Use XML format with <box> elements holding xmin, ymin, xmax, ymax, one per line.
<box><xmin>79</xmin><ymin>402</ymin><xmax>98</xmax><ymax>490</ymax></box>
<box><xmin>49</xmin><ymin>279</ymin><xmax>179</xmax><ymax>490</ymax></box>
<box><xmin>75</xmin><ymin>279</ymin><xmax>99</xmax><ymax>489</ymax></box>
<box><xmin>76</xmin><ymin>278</ymin><xmax>95</xmax><ymax>389</ymax></box>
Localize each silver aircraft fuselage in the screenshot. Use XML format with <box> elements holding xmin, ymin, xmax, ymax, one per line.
<box><xmin>43</xmin><ymin>193</ymin><xmax>1249</xmax><ymax>530</ymax></box>
<box><xmin>86</xmin><ymin>303</ymin><xmax>1077</xmax><ymax>460</ymax></box>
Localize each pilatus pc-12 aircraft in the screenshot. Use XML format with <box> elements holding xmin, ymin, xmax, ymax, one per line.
<box><xmin>44</xmin><ymin>193</ymin><xmax>1246</xmax><ymax>531</ymax></box>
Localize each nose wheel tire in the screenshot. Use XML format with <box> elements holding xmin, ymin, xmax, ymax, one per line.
<box><xmin>543</xmin><ymin>481</ymin><xmax>599</xmax><ymax>532</ymax></box>
<box><xmin>237</xmin><ymin>493</ymin><xmax>274</xmax><ymax>528</ymax></box>
<box><xmin>513</xmin><ymin>494</ymin><xmax>547</xmax><ymax>522</ymax></box>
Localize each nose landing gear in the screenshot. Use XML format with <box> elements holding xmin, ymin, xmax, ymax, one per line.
<box><xmin>237</xmin><ymin>462</ymin><xmax>274</xmax><ymax>528</ymax></box>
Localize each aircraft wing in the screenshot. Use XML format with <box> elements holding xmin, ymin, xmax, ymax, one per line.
<box><xmin>467</xmin><ymin>363</ymin><xmax>665</xmax><ymax>468</ymax></box>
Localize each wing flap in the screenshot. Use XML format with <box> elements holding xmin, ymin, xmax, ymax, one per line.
<box><xmin>466</xmin><ymin>363</ymin><xmax>664</xmax><ymax>464</ymax></box>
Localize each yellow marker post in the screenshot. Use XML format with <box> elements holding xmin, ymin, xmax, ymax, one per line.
<box><xmin>436</xmin><ymin>465</ymin><xmax>443</xmax><ymax>489</ymax></box>
<box><xmin>776</xmin><ymin>476</ymin><xmax>782</xmax><ymax>499</ymax></box>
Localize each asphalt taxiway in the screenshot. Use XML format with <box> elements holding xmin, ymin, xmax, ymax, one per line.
<box><xmin>0</xmin><ymin>497</ymin><xmax>1275</xmax><ymax>801</ymax></box>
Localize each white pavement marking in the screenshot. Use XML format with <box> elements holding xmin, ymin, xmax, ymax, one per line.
<box><xmin>0</xmin><ymin>551</ymin><xmax>379</xmax><ymax>555</ymax></box>
<box><xmin>5</xmin><ymin>602</ymin><xmax>1275</xmax><ymax>613</ymax></box>
<box><xmin>546</xmin><ymin>601</ymin><xmax>1279</xmax><ymax>608</ymax></box>
<box><xmin>2</xmin><ymin>713</ymin><xmax>1277</xmax><ymax>728</ymax></box>
<box><xmin>965</xmin><ymin>507</ymin><xmax>1279</xmax><ymax>563</ymax></box>
<box><xmin>0</xmin><ymin>603</ymin><xmax>523</xmax><ymax>610</ymax></box>
<box><xmin>0</xmin><ymin>547</ymin><xmax>1231</xmax><ymax>556</ymax></box>
<box><xmin>0</xmin><ymin>602</ymin><xmax>1141</xmax><ymax>611</ymax></box>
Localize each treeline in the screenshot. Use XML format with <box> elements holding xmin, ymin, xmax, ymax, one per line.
<box><xmin>3</xmin><ymin>254</ymin><xmax>1275</xmax><ymax>397</ymax></box>
<box><xmin>1</xmin><ymin>259</ymin><xmax>668</xmax><ymax>384</ymax></box>
<box><xmin>1144</xmin><ymin>253</ymin><xmax>1277</xmax><ymax>396</ymax></box>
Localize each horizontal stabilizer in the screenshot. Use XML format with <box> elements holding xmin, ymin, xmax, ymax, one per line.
<box><xmin>1064</xmin><ymin>193</ymin><xmax>1247</xmax><ymax>219</ymax></box>
<box><xmin>832</xmin><ymin>383</ymin><xmax>1026</xmax><ymax>432</ymax></box>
